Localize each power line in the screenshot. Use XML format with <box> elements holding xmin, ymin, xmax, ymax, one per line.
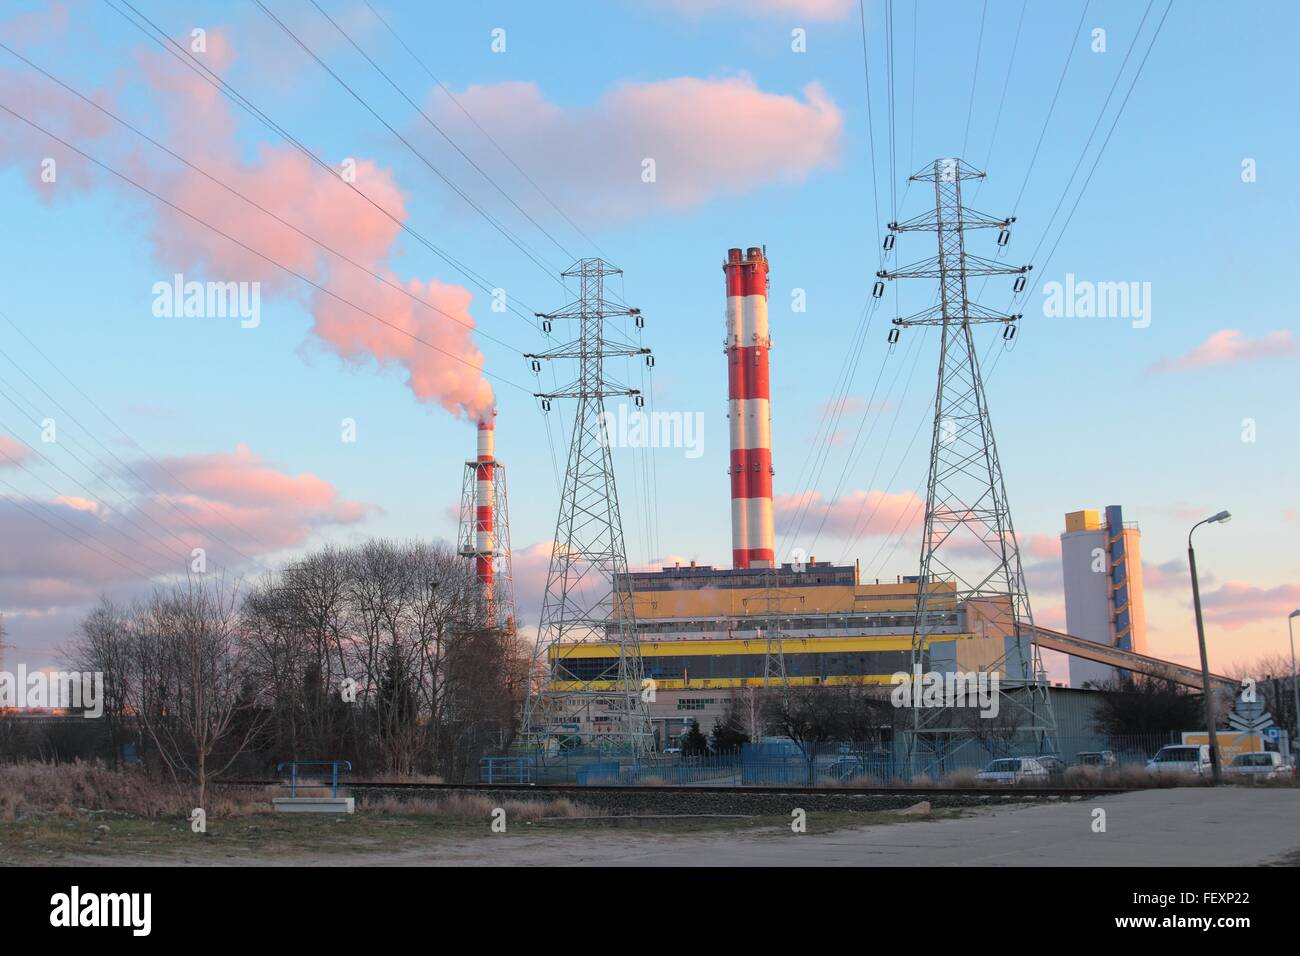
<box><xmin>359</xmin><ymin>0</ymin><xmax>605</xmax><ymax>258</ymax></box>
<box><xmin>102</xmin><ymin>0</ymin><xmax>548</xmax><ymax>333</ymax></box>
<box><xmin>0</xmin><ymin>333</ymin><xmax>273</xmax><ymax>564</ymax></box>
<box><xmin>1010</xmin><ymin>0</ymin><xmax>1092</xmax><ymax>215</ymax></box>
<box><xmin>0</xmin><ymin>421</ymin><xmax>191</xmax><ymax>572</ymax></box>
<box><xmin>829</xmin><ymin>326</ymin><xmax>930</xmax><ymax>554</ymax></box>
<box><xmin>908</xmin><ymin>0</ymin><xmax>918</xmax><ymax>172</ymax></box>
<box><xmin>251</xmin><ymin>0</ymin><xmax>564</xmax><ymax>285</ymax></box>
<box><xmin>0</xmin><ymin>102</ymin><xmax>537</xmax><ymax>399</ymax></box>
<box><xmin>975</xmin><ymin>0</ymin><xmax>1028</xmax><ymax>184</ymax></box>
<box><xmin>985</xmin><ymin>0</ymin><xmax>1172</xmax><ymax>384</ymax></box>
<box><xmin>777</xmin><ymin>0</ymin><xmax>891</xmax><ymax>557</ymax></box>
<box><xmin>0</xmin><ymin>41</ymin><xmax>529</xmax><ymax>361</ymax></box>
<box><xmin>0</xmin><ymin>308</ymin><xmax>279</xmax><ymax>559</ymax></box>
<box><xmin>0</xmin><ymin>376</ymin><xmax>225</xmax><ymax>561</ymax></box>
<box><xmin>0</xmin><ymin>473</ymin><xmax>172</xmax><ymax>581</ymax></box>
<box><xmin>960</xmin><ymin>0</ymin><xmax>989</xmax><ymax>159</ymax></box>
<box><xmin>305</xmin><ymin>0</ymin><xmax>578</xmax><ymax>264</ymax></box>
<box><xmin>1019</xmin><ymin>0</ymin><xmax>1167</xmax><ymax>304</ymax></box>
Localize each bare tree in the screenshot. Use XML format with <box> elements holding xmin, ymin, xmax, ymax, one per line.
<box><xmin>128</xmin><ymin>576</ymin><xmax>262</xmax><ymax>807</ymax></box>
<box><xmin>1091</xmin><ymin>674</ymin><xmax>1201</xmax><ymax>739</ymax></box>
<box><xmin>67</xmin><ymin>598</ymin><xmax>133</xmax><ymax>766</ymax></box>
<box><xmin>69</xmin><ymin>537</ymin><xmax>526</xmax><ymax>782</ymax></box>
<box><xmin>762</xmin><ymin>686</ymin><xmax>846</xmax><ymax>784</ymax></box>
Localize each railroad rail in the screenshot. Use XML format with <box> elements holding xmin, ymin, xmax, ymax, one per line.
<box><xmin>220</xmin><ymin>780</ymin><xmax>1133</xmax><ymax>798</ymax></box>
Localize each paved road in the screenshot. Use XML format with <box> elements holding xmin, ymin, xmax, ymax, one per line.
<box><xmin>392</xmin><ymin>787</ymin><xmax>1300</xmax><ymax>867</ymax></box>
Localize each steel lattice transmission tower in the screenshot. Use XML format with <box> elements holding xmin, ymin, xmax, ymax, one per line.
<box><xmin>879</xmin><ymin>158</ymin><xmax>1056</xmax><ymax>769</ymax></box>
<box><xmin>521</xmin><ymin>258</ymin><xmax>655</xmax><ymax>754</ymax></box>
<box><xmin>743</xmin><ymin>571</ymin><xmax>799</xmax><ymax>703</ymax></box>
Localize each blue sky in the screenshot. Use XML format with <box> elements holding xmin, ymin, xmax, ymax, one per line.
<box><xmin>1</xmin><ymin>0</ymin><xmax>1297</xmax><ymax>676</ymax></box>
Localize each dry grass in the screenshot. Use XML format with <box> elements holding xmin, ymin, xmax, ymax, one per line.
<box><xmin>359</xmin><ymin>793</ymin><xmax>598</xmax><ymax>820</ymax></box>
<box><xmin>0</xmin><ymin>761</ymin><xmax>272</xmax><ymax>821</ymax></box>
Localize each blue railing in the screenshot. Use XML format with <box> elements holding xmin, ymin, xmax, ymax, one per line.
<box><xmin>276</xmin><ymin>760</ymin><xmax>352</xmax><ymax>797</ymax></box>
<box><xmin>479</xmin><ymin>756</ymin><xmax>534</xmax><ymax>784</ymax></box>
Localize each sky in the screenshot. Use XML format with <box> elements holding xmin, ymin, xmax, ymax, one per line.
<box><xmin>0</xmin><ymin>0</ymin><xmax>1297</xmax><ymax>684</ymax></box>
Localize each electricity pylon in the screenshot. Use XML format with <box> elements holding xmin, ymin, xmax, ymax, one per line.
<box><xmin>742</xmin><ymin>569</ymin><xmax>802</xmax><ymax>704</ymax></box>
<box><xmin>878</xmin><ymin>158</ymin><xmax>1056</xmax><ymax>772</ymax></box>
<box><xmin>521</xmin><ymin>259</ymin><xmax>655</xmax><ymax>755</ymax></box>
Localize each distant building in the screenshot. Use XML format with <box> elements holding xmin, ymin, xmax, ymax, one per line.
<box><xmin>1060</xmin><ymin>506</ymin><xmax>1147</xmax><ymax>688</ymax></box>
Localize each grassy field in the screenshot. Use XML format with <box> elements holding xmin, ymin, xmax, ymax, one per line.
<box><xmin>0</xmin><ymin>804</ymin><xmax>967</xmax><ymax>865</ymax></box>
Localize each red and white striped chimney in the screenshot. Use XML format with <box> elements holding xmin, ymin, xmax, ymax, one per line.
<box><xmin>724</xmin><ymin>246</ymin><xmax>774</xmax><ymax>569</ymax></box>
<box><xmin>475</xmin><ymin>416</ymin><xmax>496</xmax><ymax>604</ymax></box>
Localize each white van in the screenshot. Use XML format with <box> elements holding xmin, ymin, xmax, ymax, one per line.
<box><xmin>976</xmin><ymin>757</ymin><xmax>1050</xmax><ymax>784</ymax></box>
<box><xmin>1146</xmin><ymin>744</ymin><xmax>1211</xmax><ymax>776</ymax></box>
<box><xmin>1226</xmin><ymin>751</ymin><xmax>1290</xmax><ymax>780</ymax></box>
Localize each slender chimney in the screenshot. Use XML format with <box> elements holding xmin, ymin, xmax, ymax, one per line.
<box><xmin>475</xmin><ymin>416</ymin><xmax>495</xmax><ymax>606</ymax></box>
<box><xmin>723</xmin><ymin>246</ymin><xmax>774</xmax><ymax>569</ymax></box>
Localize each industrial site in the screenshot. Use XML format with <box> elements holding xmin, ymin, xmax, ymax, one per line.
<box><xmin>0</xmin><ymin>0</ymin><xmax>1296</xmax><ymax>923</ymax></box>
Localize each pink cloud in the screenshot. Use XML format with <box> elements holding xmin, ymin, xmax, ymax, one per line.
<box><xmin>0</xmin><ymin>23</ymin><xmax>495</xmax><ymax>421</ymax></box>
<box><xmin>1022</xmin><ymin>534</ymin><xmax>1061</xmax><ymax>561</ymax></box>
<box><xmin>0</xmin><ymin>435</ymin><xmax>30</xmax><ymax>467</ymax></box>
<box><xmin>424</xmin><ymin>77</ymin><xmax>842</xmax><ymax>225</ymax></box>
<box><xmin>510</xmin><ymin>540</ymin><xmax>556</xmax><ymax>625</ymax></box>
<box><xmin>0</xmin><ymin>444</ymin><xmax>371</xmax><ymax>612</ymax></box>
<box><xmin>817</xmin><ymin>396</ymin><xmax>896</xmax><ymax>418</ymax></box>
<box><xmin>2</xmin><ymin>1</ymin><xmax>71</xmax><ymax>45</ymax></box>
<box><xmin>1144</xmin><ymin>558</ymin><xmax>1194</xmax><ymax>592</ymax></box>
<box><xmin>1143</xmin><ymin>502</ymin><xmax>1210</xmax><ymax>522</ymax></box>
<box><xmin>1035</xmin><ymin>603</ymin><xmax>1067</xmax><ymax>631</ymax></box>
<box><xmin>774</xmin><ymin>488</ymin><xmax>923</xmax><ymax>540</ymax></box>
<box><xmin>649</xmin><ymin>0</ymin><xmax>854</xmax><ymax>20</ymax></box>
<box><xmin>1200</xmin><ymin>581</ymin><xmax>1300</xmax><ymax>631</ymax></box>
<box><xmin>1147</xmin><ymin>329</ymin><xmax>1300</xmax><ymax>374</ymax></box>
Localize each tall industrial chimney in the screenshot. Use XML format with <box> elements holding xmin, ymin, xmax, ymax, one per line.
<box><xmin>474</xmin><ymin>416</ymin><xmax>495</xmax><ymax>606</ymax></box>
<box><xmin>724</xmin><ymin>246</ymin><xmax>774</xmax><ymax>569</ymax></box>
<box><xmin>457</xmin><ymin>411</ymin><xmax>516</xmax><ymax>631</ymax></box>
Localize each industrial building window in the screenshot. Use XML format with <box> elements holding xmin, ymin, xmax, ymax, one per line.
<box><xmin>676</xmin><ymin>699</ymin><xmax>718</xmax><ymax>710</ymax></box>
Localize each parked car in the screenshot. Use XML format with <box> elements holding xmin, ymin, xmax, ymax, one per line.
<box><xmin>976</xmin><ymin>757</ymin><xmax>1049</xmax><ymax>784</ymax></box>
<box><xmin>1076</xmin><ymin>750</ymin><xmax>1118</xmax><ymax>769</ymax></box>
<box><xmin>1226</xmin><ymin>751</ymin><xmax>1291</xmax><ymax>781</ymax></box>
<box><xmin>662</xmin><ymin>747</ymin><xmax>682</xmax><ymax>755</ymax></box>
<box><xmin>1146</xmin><ymin>744</ymin><xmax>1211</xmax><ymax>776</ymax></box>
<box><xmin>1035</xmin><ymin>755</ymin><xmax>1067</xmax><ymax>782</ymax></box>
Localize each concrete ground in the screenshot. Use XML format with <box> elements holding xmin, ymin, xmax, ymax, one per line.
<box><xmin>378</xmin><ymin>786</ymin><xmax>1300</xmax><ymax>867</ymax></box>
<box><xmin>47</xmin><ymin>786</ymin><xmax>1299</xmax><ymax>866</ymax></box>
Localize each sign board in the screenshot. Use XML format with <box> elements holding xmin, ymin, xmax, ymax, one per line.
<box><xmin>1225</xmin><ymin>696</ymin><xmax>1275</xmax><ymax>733</ymax></box>
<box><xmin>1181</xmin><ymin>731</ymin><xmax>1264</xmax><ymax>760</ymax></box>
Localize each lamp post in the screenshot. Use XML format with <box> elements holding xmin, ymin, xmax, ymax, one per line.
<box><xmin>1288</xmin><ymin>610</ymin><xmax>1300</xmax><ymax>749</ymax></box>
<box><xmin>1189</xmin><ymin>510</ymin><xmax>1231</xmax><ymax>785</ymax></box>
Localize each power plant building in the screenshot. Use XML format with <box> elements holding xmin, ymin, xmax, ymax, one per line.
<box><xmin>537</xmin><ymin>246</ymin><xmax>1040</xmax><ymax>742</ymax></box>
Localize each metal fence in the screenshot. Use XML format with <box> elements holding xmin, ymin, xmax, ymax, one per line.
<box><xmin>491</xmin><ymin>734</ymin><xmax>1183</xmax><ymax>786</ymax></box>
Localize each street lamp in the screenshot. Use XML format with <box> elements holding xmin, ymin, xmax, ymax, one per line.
<box><xmin>1189</xmin><ymin>510</ymin><xmax>1230</xmax><ymax>784</ymax></box>
<box><xmin>1288</xmin><ymin>610</ymin><xmax>1300</xmax><ymax>748</ymax></box>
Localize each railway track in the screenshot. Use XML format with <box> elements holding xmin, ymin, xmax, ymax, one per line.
<box><xmin>221</xmin><ymin>779</ymin><xmax>1131</xmax><ymax>798</ymax></box>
